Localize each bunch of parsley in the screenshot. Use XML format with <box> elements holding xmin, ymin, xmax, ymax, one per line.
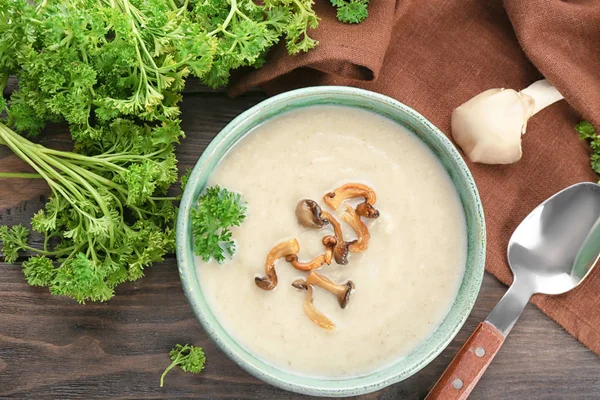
<box><xmin>0</xmin><ymin>0</ymin><xmax>320</xmax><ymax>139</ymax></box>
<box><xmin>0</xmin><ymin>0</ymin><xmax>320</xmax><ymax>303</ymax></box>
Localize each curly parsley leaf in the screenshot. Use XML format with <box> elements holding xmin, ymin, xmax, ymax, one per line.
<box><xmin>0</xmin><ymin>225</ymin><xmax>29</xmax><ymax>263</ymax></box>
<box><xmin>576</xmin><ymin>121</ymin><xmax>600</xmax><ymax>177</ymax></box>
<box><xmin>160</xmin><ymin>344</ymin><xmax>206</xmax><ymax>388</ymax></box>
<box><xmin>191</xmin><ymin>186</ymin><xmax>246</xmax><ymax>263</ymax></box>
<box><xmin>180</xmin><ymin>168</ymin><xmax>192</xmax><ymax>193</ymax></box>
<box><xmin>331</xmin><ymin>0</ymin><xmax>369</xmax><ymax>24</ymax></box>
<box><xmin>22</xmin><ymin>256</ymin><xmax>55</xmax><ymax>287</ymax></box>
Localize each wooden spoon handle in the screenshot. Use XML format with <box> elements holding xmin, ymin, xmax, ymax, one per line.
<box><xmin>425</xmin><ymin>321</ymin><xmax>505</xmax><ymax>400</ymax></box>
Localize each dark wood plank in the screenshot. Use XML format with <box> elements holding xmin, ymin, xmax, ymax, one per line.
<box><xmin>1</xmin><ymin>92</ymin><xmax>600</xmax><ymax>399</ymax></box>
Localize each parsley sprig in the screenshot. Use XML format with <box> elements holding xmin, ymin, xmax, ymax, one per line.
<box><xmin>191</xmin><ymin>186</ymin><xmax>246</xmax><ymax>263</ymax></box>
<box><xmin>160</xmin><ymin>344</ymin><xmax>206</xmax><ymax>388</ymax></box>
<box><xmin>331</xmin><ymin>0</ymin><xmax>370</xmax><ymax>24</ymax></box>
<box><xmin>576</xmin><ymin>121</ymin><xmax>600</xmax><ymax>177</ymax></box>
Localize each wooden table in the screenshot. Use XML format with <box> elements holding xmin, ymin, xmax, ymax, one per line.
<box><xmin>1</xmin><ymin>85</ymin><xmax>599</xmax><ymax>399</ymax></box>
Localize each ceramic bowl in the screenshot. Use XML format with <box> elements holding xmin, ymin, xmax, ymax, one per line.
<box><xmin>176</xmin><ymin>86</ymin><xmax>486</xmax><ymax>397</ymax></box>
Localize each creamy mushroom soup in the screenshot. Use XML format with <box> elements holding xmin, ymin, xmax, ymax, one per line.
<box><xmin>195</xmin><ymin>105</ymin><xmax>467</xmax><ymax>377</ymax></box>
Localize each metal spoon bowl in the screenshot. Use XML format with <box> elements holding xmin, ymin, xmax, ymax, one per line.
<box><xmin>427</xmin><ymin>182</ymin><xmax>600</xmax><ymax>400</ymax></box>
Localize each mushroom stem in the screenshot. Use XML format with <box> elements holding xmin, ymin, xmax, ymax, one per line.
<box><xmin>306</xmin><ymin>271</ymin><xmax>355</xmax><ymax>309</ymax></box>
<box><xmin>341</xmin><ymin>204</ymin><xmax>370</xmax><ymax>253</ymax></box>
<box><xmin>286</xmin><ymin>235</ymin><xmax>337</xmax><ymax>271</ymax></box>
<box><xmin>255</xmin><ymin>238</ymin><xmax>300</xmax><ymax>291</ymax></box>
<box><xmin>286</xmin><ymin>254</ymin><xmax>327</xmax><ymax>271</ymax></box>
<box><xmin>321</xmin><ymin>211</ymin><xmax>355</xmax><ymax>265</ymax></box>
<box><xmin>323</xmin><ymin>183</ymin><xmax>379</xmax><ymax>219</ymax></box>
<box><xmin>520</xmin><ymin>79</ymin><xmax>564</xmax><ymax>116</ymax></box>
<box><xmin>292</xmin><ymin>279</ymin><xmax>336</xmax><ymax>331</ymax></box>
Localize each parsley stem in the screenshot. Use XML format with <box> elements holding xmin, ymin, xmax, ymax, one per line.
<box><xmin>234</xmin><ymin>7</ymin><xmax>251</xmax><ymax>22</ymax></box>
<box><xmin>16</xmin><ymin>239</ymin><xmax>77</xmax><ymax>257</ymax></box>
<box><xmin>0</xmin><ymin>125</ymin><xmax>63</xmax><ymax>194</ymax></box>
<box><xmin>0</xmin><ymin>172</ymin><xmax>43</xmax><ymax>179</ymax></box>
<box><xmin>31</xmin><ymin>146</ymin><xmax>128</xmax><ymax>173</ymax></box>
<box><xmin>159</xmin><ymin>353</ymin><xmax>182</xmax><ymax>388</ymax></box>
<box><xmin>0</xmin><ymin>73</ymin><xmax>8</xmax><ymax>94</ymax></box>
<box><xmin>0</xmin><ymin>124</ymin><xmax>113</xmax><ymax>235</ymax></box>
<box><xmin>39</xmin><ymin>153</ymin><xmax>116</xmax><ymax>246</ymax></box>
<box><xmin>11</xmin><ymin>138</ymin><xmax>89</xmax><ymax>204</ymax></box>
<box><xmin>56</xmin><ymin>157</ymin><xmax>128</xmax><ymax>195</ymax></box>
<box><xmin>208</xmin><ymin>0</ymin><xmax>237</xmax><ymax>36</ymax></box>
<box><xmin>167</xmin><ymin>0</ymin><xmax>178</xmax><ymax>12</ymax></box>
<box><xmin>115</xmin><ymin>0</ymin><xmax>163</xmax><ymax>89</ymax></box>
<box><xmin>35</xmin><ymin>0</ymin><xmax>48</xmax><ymax>11</ymax></box>
<box><xmin>150</xmin><ymin>196</ymin><xmax>177</xmax><ymax>201</ymax></box>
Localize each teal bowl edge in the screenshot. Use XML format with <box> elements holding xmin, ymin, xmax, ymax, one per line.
<box><xmin>176</xmin><ymin>86</ymin><xmax>486</xmax><ymax>397</ymax></box>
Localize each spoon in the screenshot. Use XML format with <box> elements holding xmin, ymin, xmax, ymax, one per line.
<box><xmin>426</xmin><ymin>182</ymin><xmax>600</xmax><ymax>400</ymax></box>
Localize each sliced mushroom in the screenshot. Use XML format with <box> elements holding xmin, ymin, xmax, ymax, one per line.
<box><xmin>286</xmin><ymin>235</ymin><xmax>337</xmax><ymax>271</ymax></box>
<box><xmin>306</xmin><ymin>271</ymin><xmax>355</xmax><ymax>309</ymax></box>
<box><xmin>292</xmin><ymin>278</ymin><xmax>335</xmax><ymax>331</ymax></box>
<box><xmin>295</xmin><ymin>199</ymin><xmax>329</xmax><ymax>228</ymax></box>
<box><xmin>341</xmin><ymin>204</ymin><xmax>370</xmax><ymax>252</ymax></box>
<box><xmin>323</xmin><ymin>183</ymin><xmax>379</xmax><ymax>219</ymax></box>
<box><xmin>321</xmin><ymin>211</ymin><xmax>355</xmax><ymax>265</ymax></box>
<box><xmin>255</xmin><ymin>238</ymin><xmax>300</xmax><ymax>291</ymax></box>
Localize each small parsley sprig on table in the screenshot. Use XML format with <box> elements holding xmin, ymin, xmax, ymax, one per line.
<box><xmin>331</xmin><ymin>0</ymin><xmax>370</xmax><ymax>24</ymax></box>
<box><xmin>576</xmin><ymin>121</ymin><xmax>600</xmax><ymax>177</ymax></box>
<box><xmin>191</xmin><ymin>186</ymin><xmax>246</xmax><ymax>263</ymax></box>
<box><xmin>160</xmin><ymin>344</ymin><xmax>206</xmax><ymax>388</ymax></box>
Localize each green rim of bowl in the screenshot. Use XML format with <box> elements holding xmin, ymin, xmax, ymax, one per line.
<box><xmin>176</xmin><ymin>86</ymin><xmax>486</xmax><ymax>397</ymax></box>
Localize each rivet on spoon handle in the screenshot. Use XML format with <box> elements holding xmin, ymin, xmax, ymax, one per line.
<box><xmin>425</xmin><ymin>322</ymin><xmax>505</xmax><ymax>400</ymax></box>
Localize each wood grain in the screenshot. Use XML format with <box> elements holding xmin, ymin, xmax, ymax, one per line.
<box><xmin>1</xmin><ymin>91</ymin><xmax>600</xmax><ymax>399</ymax></box>
<box><xmin>426</xmin><ymin>322</ymin><xmax>505</xmax><ymax>400</ymax></box>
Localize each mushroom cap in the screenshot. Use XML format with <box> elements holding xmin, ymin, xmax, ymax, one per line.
<box><xmin>339</xmin><ymin>281</ymin><xmax>355</xmax><ymax>309</ymax></box>
<box><xmin>291</xmin><ymin>278</ymin><xmax>308</xmax><ymax>290</ymax></box>
<box><xmin>255</xmin><ymin>276</ymin><xmax>276</xmax><ymax>291</ymax></box>
<box><xmin>451</xmin><ymin>88</ymin><xmax>535</xmax><ymax>165</ymax></box>
<box><xmin>295</xmin><ymin>199</ymin><xmax>328</xmax><ymax>229</ymax></box>
<box><xmin>356</xmin><ymin>202</ymin><xmax>379</xmax><ymax>219</ymax></box>
<box><xmin>333</xmin><ymin>240</ymin><xmax>355</xmax><ymax>265</ymax></box>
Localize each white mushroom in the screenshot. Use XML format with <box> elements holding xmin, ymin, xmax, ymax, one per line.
<box><xmin>451</xmin><ymin>79</ymin><xmax>564</xmax><ymax>164</ymax></box>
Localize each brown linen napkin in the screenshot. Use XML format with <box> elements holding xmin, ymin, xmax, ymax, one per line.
<box><xmin>229</xmin><ymin>1</ymin><xmax>399</xmax><ymax>95</ymax></box>
<box><xmin>231</xmin><ymin>0</ymin><xmax>600</xmax><ymax>354</ymax></box>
